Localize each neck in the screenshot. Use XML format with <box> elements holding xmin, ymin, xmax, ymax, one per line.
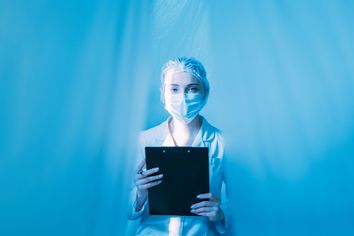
<box><xmin>170</xmin><ymin>115</ymin><xmax>201</xmax><ymax>134</ymax></box>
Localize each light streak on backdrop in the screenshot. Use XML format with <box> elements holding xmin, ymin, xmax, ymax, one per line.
<box><xmin>1</xmin><ymin>0</ymin><xmax>353</xmax><ymax>235</ymax></box>
<box><xmin>0</xmin><ymin>1</ymin><xmax>153</xmax><ymax>235</ymax></box>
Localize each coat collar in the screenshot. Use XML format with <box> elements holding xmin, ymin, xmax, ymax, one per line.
<box><xmin>156</xmin><ymin>116</ymin><xmax>215</xmax><ymax>143</ymax></box>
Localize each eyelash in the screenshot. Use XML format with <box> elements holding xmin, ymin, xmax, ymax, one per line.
<box><xmin>189</xmin><ymin>87</ymin><xmax>198</xmax><ymax>92</ymax></box>
<box><xmin>170</xmin><ymin>87</ymin><xmax>199</xmax><ymax>93</ymax></box>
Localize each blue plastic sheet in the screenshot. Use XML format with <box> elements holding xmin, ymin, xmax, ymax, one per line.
<box><xmin>1</xmin><ymin>1</ymin><xmax>353</xmax><ymax>235</ymax></box>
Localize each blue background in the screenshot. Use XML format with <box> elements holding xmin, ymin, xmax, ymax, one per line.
<box><xmin>1</xmin><ymin>0</ymin><xmax>353</xmax><ymax>235</ymax></box>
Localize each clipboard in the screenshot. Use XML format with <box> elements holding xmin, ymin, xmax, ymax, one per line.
<box><xmin>145</xmin><ymin>146</ymin><xmax>209</xmax><ymax>216</ymax></box>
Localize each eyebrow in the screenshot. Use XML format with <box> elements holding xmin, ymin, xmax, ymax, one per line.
<box><xmin>168</xmin><ymin>83</ymin><xmax>200</xmax><ymax>86</ymax></box>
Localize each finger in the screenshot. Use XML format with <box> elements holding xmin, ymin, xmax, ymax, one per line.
<box><xmin>197</xmin><ymin>193</ymin><xmax>212</xmax><ymax>199</ymax></box>
<box><xmin>141</xmin><ymin>167</ymin><xmax>160</xmax><ymax>177</ymax></box>
<box><xmin>197</xmin><ymin>193</ymin><xmax>218</xmax><ymax>202</ymax></box>
<box><xmin>136</xmin><ymin>159</ymin><xmax>146</xmax><ymax>172</ymax></box>
<box><xmin>191</xmin><ymin>206</ymin><xmax>217</xmax><ymax>214</ymax></box>
<box><xmin>135</xmin><ymin>172</ymin><xmax>147</xmax><ymax>181</ymax></box>
<box><xmin>191</xmin><ymin>201</ymin><xmax>218</xmax><ymax>209</ymax></box>
<box><xmin>135</xmin><ymin>167</ymin><xmax>160</xmax><ymax>180</ymax></box>
<box><xmin>136</xmin><ymin>174</ymin><xmax>163</xmax><ymax>185</ymax></box>
<box><xmin>193</xmin><ymin>212</ymin><xmax>213</xmax><ymax>217</ymax></box>
<box><xmin>139</xmin><ymin>180</ymin><xmax>162</xmax><ymax>190</ymax></box>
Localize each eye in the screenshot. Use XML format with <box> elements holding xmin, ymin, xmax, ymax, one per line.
<box><xmin>170</xmin><ymin>87</ymin><xmax>179</xmax><ymax>93</ymax></box>
<box><xmin>188</xmin><ymin>87</ymin><xmax>199</xmax><ymax>93</ymax></box>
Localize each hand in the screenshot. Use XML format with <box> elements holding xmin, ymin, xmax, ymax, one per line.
<box><xmin>134</xmin><ymin>160</ymin><xmax>163</xmax><ymax>211</ymax></box>
<box><xmin>190</xmin><ymin>193</ymin><xmax>225</xmax><ymax>222</ymax></box>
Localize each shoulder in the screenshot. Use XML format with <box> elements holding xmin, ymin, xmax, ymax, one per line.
<box><xmin>138</xmin><ymin>119</ymin><xmax>169</xmax><ymax>146</ymax></box>
<box><xmin>211</xmin><ymin>124</ymin><xmax>224</xmax><ymax>143</ymax></box>
<box><xmin>202</xmin><ymin>117</ymin><xmax>224</xmax><ymax>144</ymax></box>
<box><xmin>202</xmin><ymin>117</ymin><xmax>225</xmax><ymax>156</ymax></box>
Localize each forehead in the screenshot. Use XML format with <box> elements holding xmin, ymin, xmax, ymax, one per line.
<box><xmin>164</xmin><ymin>70</ymin><xmax>200</xmax><ymax>86</ymax></box>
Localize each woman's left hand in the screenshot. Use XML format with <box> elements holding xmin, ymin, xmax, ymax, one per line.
<box><xmin>190</xmin><ymin>193</ymin><xmax>224</xmax><ymax>222</ymax></box>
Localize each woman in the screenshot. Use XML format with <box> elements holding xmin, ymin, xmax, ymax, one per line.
<box><xmin>129</xmin><ymin>57</ymin><xmax>230</xmax><ymax>235</ymax></box>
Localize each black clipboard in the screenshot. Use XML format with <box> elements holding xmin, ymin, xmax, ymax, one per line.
<box><xmin>145</xmin><ymin>146</ymin><xmax>209</xmax><ymax>216</ymax></box>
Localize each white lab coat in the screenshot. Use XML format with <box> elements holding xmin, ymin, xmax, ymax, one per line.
<box><xmin>128</xmin><ymin>116</ymin><xmax>231</xmax><ymax>236</ymax></box>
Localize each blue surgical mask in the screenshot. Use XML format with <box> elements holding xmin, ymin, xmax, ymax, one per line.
<box><xmin>164</xmin><ymin>93</ymin><xmax>205</xmax><ymax>124</ymax></box>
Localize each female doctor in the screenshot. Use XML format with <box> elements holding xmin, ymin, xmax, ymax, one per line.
<box><xmin>129</xmin><ymin>57</ymin><xmax>230</xmax><ymax>235</ymax></box>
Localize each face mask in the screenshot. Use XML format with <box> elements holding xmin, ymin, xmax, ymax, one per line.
<box><xmin>164</xmin><ymin>93</ymin><xmax>205</xmax><ymax>124</ymax></box>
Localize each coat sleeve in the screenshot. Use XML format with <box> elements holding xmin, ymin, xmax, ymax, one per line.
<box><xmin>214</xmin><ymin>133</ymin><xmax>232</xmax><ymax>235</ymax></box>
<box><xmin>125</xmin><ymin>132</ymin><xmax>149</xmax><ymax>236</ymax></box>
<box><xmin>215</xmin><ymin>170</ymin><xmax>232</xmax><ymax>235</ymax></box>
<box><xmin>128</xmin><ymin>132</ymin><xmax>147</xmax><ymax>220</ymax></box>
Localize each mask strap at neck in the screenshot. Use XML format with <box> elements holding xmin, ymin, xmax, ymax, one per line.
<box><xmin>168</xmin><ymin>118</ymin><xmax>179</xmax><ymax>147</ymax></box>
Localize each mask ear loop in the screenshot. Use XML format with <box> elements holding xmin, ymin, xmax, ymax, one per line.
<box><xmin>168</xmin><ymin>116</ymin><xmax>203</xmax><ymax>147</ymax></box>
<box><xmin>168</xmin><ymin>118</ymin><xmax>179</xmax><ymax>147</ymax></box>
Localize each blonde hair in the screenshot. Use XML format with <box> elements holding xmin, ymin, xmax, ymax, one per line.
<box><xmin>160</xmin><ymin>57</ymin><xmax>210</xmax><ymax>103</ymax></box>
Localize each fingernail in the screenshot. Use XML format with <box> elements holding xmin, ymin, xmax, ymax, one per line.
<box><xmin>191</xmin><ymin>205</ymin><xmax>195</xmax><ymax>208</ymax></box>
<box><xmin>159</xmin><ymin>174</ymin><xmax>163</xmax><ymax>178</ymax></box>
<box><xmin>155</xmin><ymin>167</ymin><xmax>159</xmax><ymax>171</ymax></box>
<box><xmin>190</xmin><ymin>209</ymin><xmax>195</xmax><ymax>213</ymax></box>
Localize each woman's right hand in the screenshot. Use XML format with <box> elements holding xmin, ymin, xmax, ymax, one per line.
<box><xmin>134</xmin><ymin>160</ymin><xmax>163</xmax><ymax>211</ymax></box>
